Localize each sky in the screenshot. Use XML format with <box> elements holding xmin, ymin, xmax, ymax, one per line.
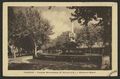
<box><xmin>36</xmin><ymin>7</ymin><xmax>101</xmax><ymax>39</ymax></box>
<box><xmin>37</xmin><ymin>7</ymin><xmax>81</xmax><ymax>39</ymax></box>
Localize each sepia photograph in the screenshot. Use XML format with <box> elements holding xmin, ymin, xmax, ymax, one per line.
<box><xmin>3</xmin><ymin>2</ymin><xmax>118</xmax><ymax>76</ymax></box>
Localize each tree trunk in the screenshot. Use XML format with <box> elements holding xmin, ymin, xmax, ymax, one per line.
<box><xmin>33</xmin><ymin>41</ymin><xmax>37</xmax><ymax>58</ymax></box>
<box><xmin>85</xmin><ymin>24</ymin><xmax>91</xmax><ymax>54</ymax></box>
<box><xmin>13</xmin><ymin>46</ymin><xmax>18</xmax><ymax>58</ymax></box>
<box><xmin>13</xmin><ymin>50</ymin><xmax>16</xmax><ymax>58</ymax></box>
<box><xmin>34</xmin><ymin>42</ymin><xmax>37</xmax><ymax>57</ymax></box>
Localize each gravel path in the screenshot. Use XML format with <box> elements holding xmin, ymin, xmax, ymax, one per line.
<box><xmin>8</xmin><ymin>56</ymin><xmax>110</xmax><ymax>70</ymax></box>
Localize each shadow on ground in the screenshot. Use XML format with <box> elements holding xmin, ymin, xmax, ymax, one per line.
<box><xmin>9</xmin><ymin>58</ymin><xmax>100</xmax><ymax>70</ymax></box>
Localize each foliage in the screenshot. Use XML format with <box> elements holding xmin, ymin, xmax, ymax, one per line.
<box><xmin>8</xmin><ymin>7</ymin><xmax>54</xmax><ymax>51</ymax></box>
<box><xmin>50</xmin><ymin>31</ymin><xmax>78</xmax><ymax>49</ymax></box>
<box><xmin>69</xmin><ymin>7</ymin><xmax>111</xmax><ymax>47</ymax></box>
<box><xmin>54</xmin><ymin>31</ymin><xmax>70</xmax><ymax>49</ymax></box>
<box><xmin>75</xmin><ymin>24</ymin><xmax>103</xmax><ymax>48</ymax></box>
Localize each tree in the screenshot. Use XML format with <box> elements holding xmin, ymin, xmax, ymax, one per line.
<box><xmin>8</xmin><ymin>7</ymin><xmax>54</xmax><ymax>56</ymax></box>
<box><xmin>75</xmin><ymin>23</ymin><xmax>103</xmax><ymax>48</ymax></box>
<box><xmin>54</xmin><ymin>31</ymin><xmax>70</xmax><ymax>49</ymax></box>
<box><xmin>69</xmin><ymin>7</ymin><xmax>111</xmax><ymax>53</ymax></box>
<box><xmin>52</xmin><ymin>31</ymin><xmax>78</xmax><ymax>49</ymax></box>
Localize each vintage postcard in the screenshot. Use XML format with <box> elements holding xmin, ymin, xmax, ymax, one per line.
<box><xmin>3</xmin><ymin>2</ymin><xmax>118</xmax><ymax>76</ymax></box>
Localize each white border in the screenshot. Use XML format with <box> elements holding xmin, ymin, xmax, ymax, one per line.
<box><xmin>3</xmin><ymin>2</ymin><xmax>118</xmax><ymax>77</ymax></box>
